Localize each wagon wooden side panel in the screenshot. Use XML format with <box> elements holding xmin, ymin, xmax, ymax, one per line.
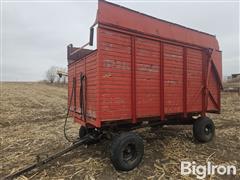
<box><xmin>68</xmin><ymin>63</ymin><xmax>75</xmax><ymax>113</ymax></box>
<box><xmin>186</xmin><ymin>48</ymin><xmax>203</xmax><ymax>113</ymax></box>
<box><xmin>207</xmin><ymin>66</ymin><xmax>221</xmax><ymax>112</ymax></box>
<box><xmin>85</xmin><ymin>52</ymin><xmax>97</xmax><ymax>120</ymax></box>
<box><xmin>135</xmin><ymin>37</ymin><xmax>160</xmax><ymax>118</ymax></box>
<box><xmin>163</xmin><ymin>44</ymin><xmax>184</xmax><ymax>114</ymax></box>
<box><xmin>98</xmin><ymin>28</ymin><xmax>132</xmax><ymax>121</ymax></box>
<box><xmin>67</xmin><ymin>0</ymin><xmax>222</xmax><ymax>128</ymax></box>
<box><xmin>68</xmin><ymin>51</ymin><xmax>98</xmax><ymax>127</ymax></box>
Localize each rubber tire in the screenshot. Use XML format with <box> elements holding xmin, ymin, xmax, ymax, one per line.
<box><xmin>193</xmin><ymin>117</ymin><xmax>215</xmax><ymax>142</ymax></box>
<box><xmin>110</xmin><ymin>132</ymin><xmax>144</xmax><ymax>171</ymax></box>
<box><xmin>79</xmin><ymin>126</ymin><xmax>88</xmax><ymax>139</ymax></box>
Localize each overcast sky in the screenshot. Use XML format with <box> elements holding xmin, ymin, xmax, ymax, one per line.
<box><xmin>1</xmin><ymin>0</ymin><xmax>239</xmax><ymax>81</ymax></box>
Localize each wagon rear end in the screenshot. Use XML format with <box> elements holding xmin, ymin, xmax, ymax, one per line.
<box><xmin>67</xmin><ymin>46</ymin><xmax>98</xmax><ymax>127</ymax></box>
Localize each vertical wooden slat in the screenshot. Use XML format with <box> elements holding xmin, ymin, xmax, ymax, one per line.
<box><xmin>131</xmin><ymin>36</ymin><xmax>136</xmax><ymax>123</ymax></box>
<box><xmin>183</xmin><ymin>47</ymin><xmax>187</xmax><ymax>117</ymax></box>
<box><xmin>84</xmin><ymin>58</ymin><xmax>87</xmax><ymax>121</ymax></box>
<box><xmin>205</xmin><ymin>51</ymin><xmax>212</xmax><ymax>113</ymax></box>
<box><xmin>73</xmin><ymin>77</ymin><xmax>76</xmax><ymax>112</ymax></box>
<box><xmin>202</xmin><ymin>50</ymin><xmax>207</xmax><ymax>117</ymax></box>
<box><xmin>159</xmin><ymin>42</ymin><xmax>164</xmax><ymax>120</ymax></box>
<box><xmin>96</xmin><ymin>28</ymin><xmax>102</xmax><ymax>127</ymax></box>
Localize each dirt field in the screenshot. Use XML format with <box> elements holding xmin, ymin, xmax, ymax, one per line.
<box><xmin>0</xmin><ymin>82</ymin><xmax>239</xmax><ymax>179</ymax></box>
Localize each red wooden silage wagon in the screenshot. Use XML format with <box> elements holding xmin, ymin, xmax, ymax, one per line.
<box><xmin>67</xmin><ymin>0</ymin><xmax>222</xmax><ymax>171</ymax></box>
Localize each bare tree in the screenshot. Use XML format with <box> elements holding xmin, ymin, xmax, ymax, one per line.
<box><xmin>46</xmin><ymin>66</ymin><xmax>57</xmax><ymax>83</ymax></box>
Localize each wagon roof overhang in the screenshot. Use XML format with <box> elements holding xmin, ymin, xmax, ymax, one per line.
<box><xmin>97</xmin><ymin>0</ymin><xmax>220</xmax><ymax>50</ymax></box>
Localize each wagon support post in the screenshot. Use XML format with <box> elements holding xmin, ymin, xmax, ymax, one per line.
<box><xmin>159</xmin><ymin>41</ymin><xmax>165</xmax><ymax>120</ymax></box>
<box><xmin>131</xmin><ymin>36</ymin><xmax>137</xmax><ymax>123</ymax></box>
<box><xmin>183</xmin><ymin>47</ymin><xmax>188</xmax><ymax>118</ymax></box>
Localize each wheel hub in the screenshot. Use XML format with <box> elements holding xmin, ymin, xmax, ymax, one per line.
<box><xmin>123</xmin><ymin>144</ymin><xmax>137</xmax><ymax>162</ymax></box>
<box><xmin>204</xmin><ymin>124</ymin><xmax>212</xmax><ymax>135</ymax></box>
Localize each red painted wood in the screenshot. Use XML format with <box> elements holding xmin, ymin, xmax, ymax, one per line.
<box><xmin>160</xmin><ymin>42</ymin><xmax>165</xmax><ymax>120</ymax></box>
<box><xmin>183</xmin><ymin>48</ymin><xmax>187</xmax><ymax>117</ymax></box>
<box><xmin>98</xmin><ymin>1</ymin><xmax>220</xmax><ymax>50</ymax></box>
<box><xmin>67</xmin><ymin>1</ymin><xmax>222</xmax><ymax>128</ymax></box>
<box><xmin>131</xmin><ymin>36</ymin><xmax>137</xmax><ymax>123</ymax></box>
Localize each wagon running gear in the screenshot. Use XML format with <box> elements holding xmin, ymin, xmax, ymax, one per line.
<box><xmin>193</xmin><ymin>117</ymin><xmax>215</xmax><ymax>142</ymax></box>
<box><xmin>110</xmin><ymin>132</ymin><xmax>144</xmax><ymax>171</ymax></box>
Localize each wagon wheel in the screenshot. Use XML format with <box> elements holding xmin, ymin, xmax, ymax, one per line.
<box><xmin>79</xmin><ymin>126</ymin><xmax>89</xmax><ymax>138</ymax></box>
<box><xmin>110</xmin><ymin>132</ymin><xmax>144</xmax><ymax>171</ymax></box>
<box><xmin>193</xmin><ymin>117</ymin><xmax>215</xmax><ymax>142</ymax></box>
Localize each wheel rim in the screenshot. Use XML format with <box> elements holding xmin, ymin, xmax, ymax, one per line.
<box><xmin>122</xmin><ymin>143</ymin><xmax>137</xmax><ymax>163</ymax></box>
<box><xmin>204</xmin><ymin>124</ymin><xmax>213</xmax><ymax>135</ymax></box>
